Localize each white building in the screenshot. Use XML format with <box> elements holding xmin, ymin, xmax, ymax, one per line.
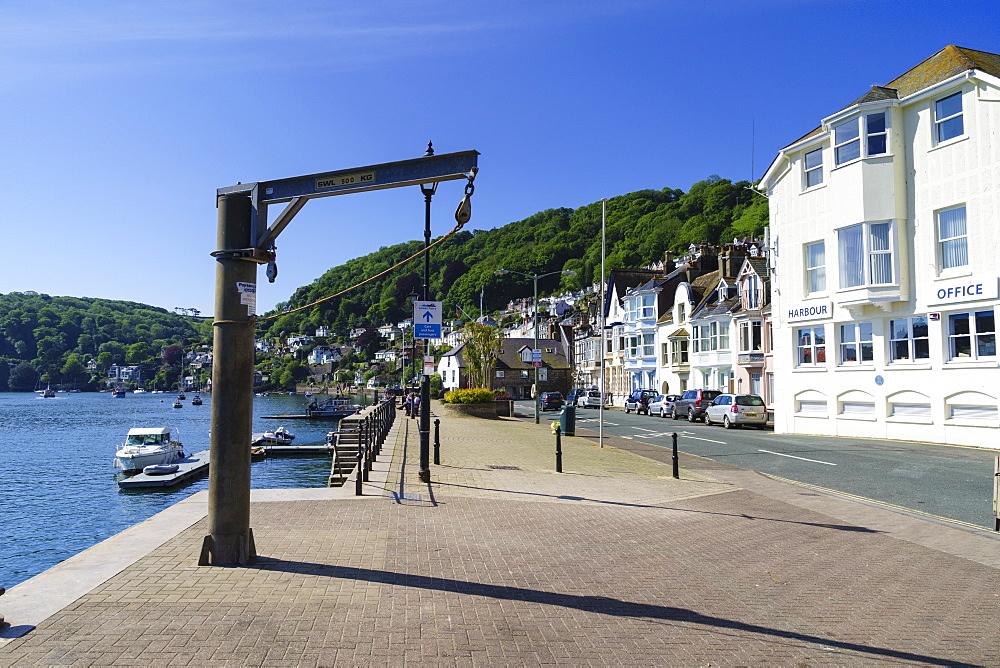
<box><xmin>759</xmin><ymin>45</ymin><xmax>1000</xmax><ymax>447</ymax></box>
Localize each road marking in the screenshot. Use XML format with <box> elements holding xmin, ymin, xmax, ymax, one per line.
<box><xmin>762</xmin><ymin>473</ymin><xmax>994</xmax><ymax>532</ymax></box>
<box><xmin>680</xmin><ymin>435</ymin><xmax>728</xmax><ymax>445</ymax></box>
<box><xmin>633</xmin><ymin>427</ymin><xmax>657</xmax><ymax>432</ymax></box>
<box><xmin>758</xmin><ymin>449</ymin><xmax>837</xmax><ymax>466</ymax></box>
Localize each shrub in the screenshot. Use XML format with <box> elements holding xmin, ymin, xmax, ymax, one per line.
<box><xmin>443</xmin><ymin>388</ymin><xmax>496</xmax><ymax>404</ymax></box>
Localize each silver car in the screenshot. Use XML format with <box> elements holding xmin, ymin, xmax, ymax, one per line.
<box><xmin>704</xmin><ymin>394</ymin><xmax>768</xmax><ymax>429</ymax></box>
<box><xmin>582</xmin><ymin>390</ymin><xmax>606</xmax><ymax>408</ymax></box>
<box><xmin>647</xmin><ymin>394</ymin><xmax>681</xmax><ymax>418</ymax></box>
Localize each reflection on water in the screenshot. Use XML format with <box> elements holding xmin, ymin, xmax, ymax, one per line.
<box><xmin>0</xmin><ymin>392</ymin><xmax>342</xmax><ymax>588</ymax></box>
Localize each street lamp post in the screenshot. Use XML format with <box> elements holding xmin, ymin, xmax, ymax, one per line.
<box><xmin>419</xmin><ymin>142</ymin><xmax>437</xmax><ymax>483</ymax></box>
<box><xmin>494</xmin><ymin>268</ymin><xmax>576</xmax><ymax>424</ymax></box>
<box><xmin>408</xmin><ymin>290</ymin><xmax>419</xmax><ymax>388</ymax></box>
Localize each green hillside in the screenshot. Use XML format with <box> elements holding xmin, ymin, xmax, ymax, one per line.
<box><xmin>0</xmin><ymin>292</ymin><xmax>208</xmax><ymax>390</ymax></box>
<box><xmin>261</xmin><ymin>175</ymin><xmax>767</xmax><ymax>338</ymax></box>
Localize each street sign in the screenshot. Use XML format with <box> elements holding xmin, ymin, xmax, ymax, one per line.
<box><xmin>531</xmin><ymin>349</ymin><xmax>542</xmax><ymax>362</ymax></box>
<box><xmin>414</xmin><ymin>301</ymin><xmax>442</xmax><ymax>339</ymax></box>
<box><xmin>532</xmin><ymin>361</ymin><xmax>542</xmax><ymax>368</ymax></box>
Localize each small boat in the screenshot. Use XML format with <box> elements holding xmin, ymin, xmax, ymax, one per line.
<box><xmin>257</xmin><ymin>426</ymin><xmax>295</xmax><ymax>445</ymax></box>
<box><xmin>42</xmin><ymin>386</ymin><xmax>56</xmax><ymax>398</ymax></box>
<box><xmin>115</xmin><ymin>427</ymin><xmax>185</xmax><ymax>473</ymax></box>
<box><xmin>133</xmin><ymin>388</ymin><xmax>147</xmax><ymax>394</ymax></box>
<box><xmin>172</xmin><ymin>400</ymin><xmax>183</xmax><ymax>409</ymax></box>
<box><xmin>191</xmin><ymin>394</ymin><xmax>203</xmax><ymax>406</ymax></box>
<box><xmin>111</xmin><ymin>387</ymin><xmax>126</xmax><ymax>398</ymax></box>
<box><xmin>177</xmin><ymin>392</ymin><xmax>186</xmax><ymax>400</ymax></box>
<box><xmin>250</xmin><ymin>445</ymin><xmax>267</xmax><ymax>461</ymax></box>
<box><xmin>142</xmin><ymin>463</ymin><xmax>179</xmax><ymax>475</ymax></box>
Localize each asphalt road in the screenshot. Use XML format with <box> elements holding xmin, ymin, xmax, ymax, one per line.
<box><xmin>522</xmin><ymin>400</ymin><xmax>1000</xmax><ymax>531</ymax></box>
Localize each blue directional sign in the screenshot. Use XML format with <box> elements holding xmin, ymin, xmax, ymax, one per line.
<box><xmin>414</xmin><ymin>301</ymin><xmax>443</xmax><ymax>339</ymax></box>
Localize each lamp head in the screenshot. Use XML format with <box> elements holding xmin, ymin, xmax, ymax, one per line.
<box><xmin>494</xmin><ymin>269</ymin><xmax>509</xmax><ymax>276</ymax></box>
<box><xmin>562</xmin><ymin>270</ymin><xmax>577</xmax><ymax>276</ymax></box>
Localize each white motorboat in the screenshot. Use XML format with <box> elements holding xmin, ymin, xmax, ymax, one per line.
<box><xmin>258</xmin><ymin>426</ymin><xmax>295</xmax><ymax>445</ymax></box>
<box><xmin>115</xmin><ymin>427</ymin><xmax>185</xmax><ymax>473</ymax></box>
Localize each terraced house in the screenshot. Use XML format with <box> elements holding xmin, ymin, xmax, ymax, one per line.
<box><xmin>759</xmin><ymin>45</ymin><xmax>1000</xmax><ymax>446</ymax></box>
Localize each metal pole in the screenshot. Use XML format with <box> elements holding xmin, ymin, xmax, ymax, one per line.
<box><xmin>555</xmin><ymin>424</ymin><xmax>562</xmax><ymax>473</ymax></box>
<box><xmin>419</xmin><ymin>145</ymin><xmax>434</xmax><ymax>483</ymax></box>
<box><xmin>533</xmin><ymin>275</ymin><xmax>540</xmax><ymax>424</ymax></box>
<box><xmin>671</xmin><ymin>432</ymin><xmax>679</xmax><ymax>479</ymax></box>
<box><xmin>433</xmin><ymin>418</ymin><xmax>441</xmax><ymax>465</ymax></box>
<box><xmin>599</xmin><ymin>199</ymin><xmax>606</xmax><ymax>448</ymax></box>
<box><xmin>200</xmin><ymin>193</ymin><xmax>257</xmax><ymax>566</ymax></box>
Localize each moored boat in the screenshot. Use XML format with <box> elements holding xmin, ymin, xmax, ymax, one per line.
<box><xmin>256</xmin><ymin>425</ymin><xmax>295</xmax><ymax>445</ymax></box>
<box><xmin>261</xmin><ymin>397</ymin><xmax>361</xmax><ymax>420</ymax></box>
<box><xmin>115</xmin><ymin>427</ymin><xmax>185</xmax><ymax>473</ymax></box>
<box><xmin>191</xmin><ymin>394</ymin><xmax>203</xmax><ymax>405</ymax></box>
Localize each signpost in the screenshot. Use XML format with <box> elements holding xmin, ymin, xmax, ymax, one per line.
<box><xmin>414</xmin><ymin>301</ymin><xmax>442</xmax><ymax>339</ymax></box>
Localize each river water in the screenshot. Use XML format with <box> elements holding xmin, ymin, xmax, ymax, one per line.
<box><xmin>0</xmin><ymin>391</ymin><xmax>349</xmax><ymax>589</ymax></box>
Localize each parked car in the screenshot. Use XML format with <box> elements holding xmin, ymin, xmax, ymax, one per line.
<box><xmin>624</xmin><ymin>389</ymin><xmax>659</xmax><ymax>414</ymax></box>
<box><xmin>582</xmin><ymin>389</ymin><xmax>606</xmax><ymax>408</ymax></box>
<box><xmin>704</xmin><ymin>394</ymin><xmax>768</xmax><ymax>429</ymax></box>
<box><xmin>540</xmin><ymin>392</ymin><xmax>564</xmax><ymax>411</ymax></box>
<box><xmin>647</xmin><ymin>394</ymin><xmax>682</xmax><ymax>418</ymax></box>
<box><xmin>671</xmin><ymin>389</ymin><xmax>723</xmax><ymax>422</ymax></box>
<box><xmin>565</xmin><ymin>388</ymin><xmax>589</xmax><ymax>407</ymax></box>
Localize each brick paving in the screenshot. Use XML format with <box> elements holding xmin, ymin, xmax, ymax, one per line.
<box><xmin>2</xmin><ymin>401</ymin><xmax>999</xmax><ymax>666</ymax></box>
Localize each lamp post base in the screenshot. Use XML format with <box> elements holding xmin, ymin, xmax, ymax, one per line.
<box><xmin>418</xmin><ymin>469</ymin><xmax>431</xmax><ymax>483</ymax></box>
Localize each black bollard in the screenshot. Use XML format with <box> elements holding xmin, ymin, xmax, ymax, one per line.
<box><xmin>433</xmin><ymin>418</ymin><xmax>441</xmax><ymax>465</ymax></box>
<box><xmin>671</xmin><ymin>432</ymin><xmax>679</xmax><ymax>479</ymax></box>
<box><xmin>555</xmin><ymin>424</ymin><xmax>563</xmax><ymax>473</ymax></box>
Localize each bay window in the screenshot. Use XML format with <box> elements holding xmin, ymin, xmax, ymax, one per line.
<box><xmin>834</xmin><ymin>112</ymin><xmax>889</xmax><ymax>166</ymax></box>
<box><xmin>739</xmin><ymin>320</ymin><xmax>762</xmax><ymax>352</ymax></box>
<box><xmin>865</xmin><ymin>112</ymin><xmax>888</xmax><ymax>155</ymax></box>
<box><xmin>671</xmin><ymin>339</ymin><xmax>688</xmax><ymax>365</ymax></box>
<box><xmin>838</xmin><ymin>221</ymin><xmax>894</xmax><ymax>288</ymax></box>
<box><xmin>641</xmin><ymin>333</ymin><xmax>655</xmax><ymax>357</ymax></box>
<box><xmin>834</xmin><ymin>119</ymin><xmax>861</xmax><ymax>165</ymax></box>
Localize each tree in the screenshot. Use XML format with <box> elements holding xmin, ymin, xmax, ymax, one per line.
<box><xmin>8</xmin><ymin>362</ymin><xmax>38</xmax><ymax>391</ymax></box>
<box><xmin>462</xmin><ymin>323</ymin><xmax>504</xmax><ymax>388</ymax></box>
<box><xmin>125</xmin><ymin>342</ymin><xmax>153</xmax><ymax>364</ymax></box>
<box><xmin>162</xmin><ymin>345</ymin><xmax>184</xmax><ymax>366</ymax></box>
<box><xmin>61</xmin><ymin>354</ymin><xmax>85</xmax><ymax>386</ymax></box>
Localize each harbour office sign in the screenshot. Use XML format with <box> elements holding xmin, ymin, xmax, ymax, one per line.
<box><xmin>786</xmin><ymin>300</ymin><xmax>832</xmax><ymax>322</ymax></box>
<box><xmin>927</xmin><ymin>276</ymin><xmax>998</xmax><ymax>305</ymax></box>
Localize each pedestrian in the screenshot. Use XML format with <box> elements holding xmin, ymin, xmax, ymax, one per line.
<box><xmin>411</xmin><ymin>392</ymin><xmax>420</xmax><ymax>418</ymax></box>
<box><xmin>404</xmin><ymin>392</ymin><xmax>413</xmax><ymax>417</ymax></box>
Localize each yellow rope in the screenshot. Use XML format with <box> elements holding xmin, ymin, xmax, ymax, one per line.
<box><xmin>258</xmin><ymin>218</ymin><xmax>466</xmax><ymax>323</ymax></box>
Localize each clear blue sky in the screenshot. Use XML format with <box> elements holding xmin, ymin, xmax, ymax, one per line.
<box><xmin>3</xmin><ymin>1</ymin><xmax>997</xmax><ymax>315</ymax></box>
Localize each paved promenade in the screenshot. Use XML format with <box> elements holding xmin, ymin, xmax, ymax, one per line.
<box><xmin>2</xmin><ymin>402</ymin><xmax>999</xmax><ymax>666</ymax></box>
